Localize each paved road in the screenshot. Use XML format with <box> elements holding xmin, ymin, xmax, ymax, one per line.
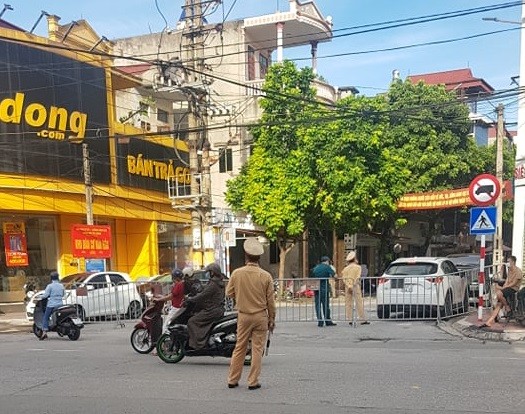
<box><xmin>0</xmin><ymin>320</ymin><xmax>524</xmax><ymax>414</ymax></box>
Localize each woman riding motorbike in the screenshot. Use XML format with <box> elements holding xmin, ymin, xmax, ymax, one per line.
<box><xmin>185</xmin><ymin>263</ymin><xmax>225</xmax><ymax>350</ymax></box>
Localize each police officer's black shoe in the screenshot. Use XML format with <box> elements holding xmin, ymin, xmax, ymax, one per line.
<box><xmin>228</xmin><ymin>383</ymin><xmax>239</xmax><ymax>388</ymax></box>
<box><xmin>325</xmin><ymin>322</ymin><xmax>337</xmax><ymax>326</ymax></box>
<box><xmin>248</xmin><ymin>384</ymin><xmax>261</xmax><ymax>390</ymax></box>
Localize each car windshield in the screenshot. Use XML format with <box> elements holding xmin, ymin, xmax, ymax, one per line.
<box><xmin>61</xmin><ymin>273</ymin><xmax>92</xmax><ymax>289</ymax></box>
<box><xmin>385</xmin><ymin>262</ymin><xmax>438</xmax><ymax>276</ymax></box>
<box><xmin>150</xmin><ymin>274</ymin><xmax>172</xmax><ymax>283</ymax></box>
<box><xmin>448</xmin><ymin>256</ymin><xmax>479</xmax><ymax>268</ymax></box>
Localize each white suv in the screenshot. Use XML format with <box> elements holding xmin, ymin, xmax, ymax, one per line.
<box><xmin>27</xmin><ymin>272</ymin><xmax>143</xmax><ymax>321</ymax></box>
<box><xmin>376</xmin><ymin>257</ymin><xmax>469</xmax><ymax>319</ymax></box>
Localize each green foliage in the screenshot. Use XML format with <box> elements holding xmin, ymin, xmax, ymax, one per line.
<box><xmin>383</xmin><ymin>80</ymin><xmax>474</xmax><ymax>191</ymax></box>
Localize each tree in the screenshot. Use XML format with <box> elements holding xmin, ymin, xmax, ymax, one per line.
<box><xmin>226</xmin><ymin>62</ymin><xmax>320</xmax><ymax>283</ymax></box>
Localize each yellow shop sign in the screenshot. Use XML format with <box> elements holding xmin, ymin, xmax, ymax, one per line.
<box><xmin>0</xmin><ymin>92</ymin><xmax>87</xmax><ymax>140</ymax></box>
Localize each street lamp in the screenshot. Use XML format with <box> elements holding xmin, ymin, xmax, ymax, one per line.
<box><xmin>484</xmin><ymin>8</ymin><xmax>525</xmax><ymax>267</ymax></box>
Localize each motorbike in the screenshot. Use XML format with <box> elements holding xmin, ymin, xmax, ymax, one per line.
<box><xmin>32</xmin><ymin>297</ymin><xmax>84</xmax><ymax>340</ymax></box>
<box><xmin>503</xmin><ymin>288</ymin><xmax>525</xmax><ymax>327</ymax></box>
<box><xmin>156</xmin><ymin>305</ymin><xmax>251</xmax><ymax>365</ymax></box>
<box><xmin>130</xmin><ymin>298</ymin><xmax>164</xmax><ymax>354</ymax></box>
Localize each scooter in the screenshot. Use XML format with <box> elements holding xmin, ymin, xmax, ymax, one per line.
<box><xmin>32</xmin><ymin>297</ymin><xmax>84</xmax><ymax>340</ymax></box>
<box><xmin>156</xmin><ymin>305</ymin><xmax>251</xmax><ymax>365</ymax></box>
<box><xmin>130</xmin><ymin>298</ymin><xmax>164</xmax><ymax>354</ymax></box>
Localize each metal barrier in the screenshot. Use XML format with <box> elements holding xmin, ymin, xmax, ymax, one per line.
<box><xmin>66</xmin><ymin>281</ymin><xmax>144</xmax><ymax>323</ymax></box>
<box><xmin>271</xmin><ymin>274</ymin><xmax>479</xmax><ymax>324</ymax></box>
<box><xmin>67</xmin><ymin>268</ymin><xmax>497</xmax><ymax>324</ymax></box>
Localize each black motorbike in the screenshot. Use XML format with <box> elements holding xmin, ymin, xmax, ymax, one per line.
<box><xmin>32</xmin><ymin>297</ymin><xmax>84</xmax><ymax>341</ymax></box>
<box><xmin>156</xmin><ymin>306</ymin><xmax>251</xmax><ymax>365</ymax></box>
<box><xmin>504</xmin><ymin>288</ymin><xmax>525</xmax><ymax>327</ymax></box>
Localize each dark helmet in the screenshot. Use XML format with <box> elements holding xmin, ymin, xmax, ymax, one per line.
<box><xmin>205</xmin><ymin>262</ymin><xmax>222</xmax><ymax>277</ymax></box>
<box><xmin>171</xmin><ymin>268</ymin><xmax>183</xmax><ymax>279</ymax></box>
<box><xmin>50</xmin><ymin>271</ymin><xmax>59</xmax><ymax>281</ymax></box>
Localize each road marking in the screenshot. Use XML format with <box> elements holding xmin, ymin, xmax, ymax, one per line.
<box><xmin>470</xmin><ymin>356</ymin><xmax>522</xmax><ymax>360</ymax></box>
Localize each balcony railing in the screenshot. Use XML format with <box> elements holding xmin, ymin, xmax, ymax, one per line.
<box><xmin>245</xmin><ymin>78</ymin><xmax>337</xmax><ymax>103</ymax></box>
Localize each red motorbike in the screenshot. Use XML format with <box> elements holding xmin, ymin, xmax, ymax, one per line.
<box><xmin>130</xmin><ymin>299</ymin><xmax>164</xmax><ymax>354</ymax></box>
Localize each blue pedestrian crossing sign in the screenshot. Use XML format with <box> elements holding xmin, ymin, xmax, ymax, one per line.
<box><xmin>470</xmin><ymin>207</ymin><xmax>497</xmax><ymax>235</ymax></box>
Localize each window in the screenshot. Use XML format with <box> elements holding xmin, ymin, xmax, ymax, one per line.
<box><xmin>247</xmin><ymin>46</ymin><xmax>255</xmax><ymax>81</ymax></box>
<box><xmin>259</xmin><ymin>54</ymin><xmax>269</xmax><ymax>78</ymax></box>
<box><xmin>157</xmin><ymin>109</ymin><xmax>169</xmax><ymax>123</ymax></box>
<box><xmin>109</xmin><ymin>274</ymin><xmax>127</xmax><ymax>286</ymax></box>
<box><xmin>87</xmin><ymin>274</ymin><xmax>108</xmax><ymax>289</ymax></box>
<box><xmin>219</xmin><ymin>148</ymin><xmax>233</xmax><ymax>173</ymax></box>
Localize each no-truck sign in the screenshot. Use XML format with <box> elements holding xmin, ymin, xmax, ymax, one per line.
<box><xmin>468</xmin><ymin>174</ymin><xmax>500</xmax><ymax>207</ymax></box>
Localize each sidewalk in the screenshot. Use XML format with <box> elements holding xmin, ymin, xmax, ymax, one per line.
<box><xmin>446</xmin><ymin>308</ymin><xmax>525</xmax><ymax>342</ymax></box>
<box><xmin>0</xmin><ymin>308</ymin><xmax>31</xmax><ymax>334</ymax></box>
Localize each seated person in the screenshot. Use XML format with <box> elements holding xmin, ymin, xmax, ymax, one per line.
<box><xmin>483</xmin><ymin>255</ymin><xmax>523</xmax><ymax>327</ymax></box>
<box><xmin>185</xmin><ymin>263</ymin><xmax>225</xmax><ymax>350</ymax></box>
<box><xmin>155</xmin><ymin>268</ymin><xmax>185</xmax><ymax>334</ymax></box>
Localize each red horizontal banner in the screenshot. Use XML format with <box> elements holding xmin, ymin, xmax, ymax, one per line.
<box><xmin>398</xmin><ymin>181</ymin><xmax>512</xmax><ymax>211</ymax></box>
<box><xmin>71</xmin><ymin>224</ymin><xmax>112</xmax><ymax>258</ymax></box>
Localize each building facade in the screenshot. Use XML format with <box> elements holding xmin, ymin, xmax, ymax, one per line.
<box><xmin>0</xmin><ymin>17</ymin><xmax>192</xmax><ymax>302</ymax></box>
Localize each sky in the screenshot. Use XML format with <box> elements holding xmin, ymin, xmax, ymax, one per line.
<box><xmin>2</xmin><ymin>0</ymin><xmax>523</xmax><ymax>124</ymax></box>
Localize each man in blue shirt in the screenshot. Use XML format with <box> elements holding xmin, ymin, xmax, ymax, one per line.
<box><xmin>311</xmin><ymin>256</ymin><xmax>337</xmax><ymax>327</ymax></box>
<box><xmin>40</xmin><ymin>271</ymin><xmax>64</xmax><ymax>340</ymax></box>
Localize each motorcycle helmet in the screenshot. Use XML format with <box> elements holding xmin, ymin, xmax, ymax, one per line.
<box><xmin>50</xmin><ymin>271</ymin><xmax>59</xmax><ymax>281</ymax></box>
<box><xmin>171</xmin><ymin>268</ymin><xmax>183</xmax><ymax>280</ymax></box>
<box><xmin>182</xmin><ymin>266</ymin><xmax>194</xmax><ymax>279</ymax></box>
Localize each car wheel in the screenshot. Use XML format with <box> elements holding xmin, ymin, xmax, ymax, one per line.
<box><xmin>377</xmin><ymin>305</ymin><xmax>390</xmax><ymax>319</ymax></box>
<box><xmin>441</xmin><ymin>291</ymin><xmax>453</xmax><ymax>319</ymax></box>
<box><xmin>127</xmin><ymin>301</ymin><xmax>142</xmax><ymax>319</ymax></box>
<box><xmin>462</xmin><ymin>290</ymin><xmax>469</xmax><ymax>313</ymax></box>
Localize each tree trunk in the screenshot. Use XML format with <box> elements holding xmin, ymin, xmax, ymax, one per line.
<box><xmin>278</xmin><ymin>237</ymin><xmax>294</xmax><ymax>297</ymax></box>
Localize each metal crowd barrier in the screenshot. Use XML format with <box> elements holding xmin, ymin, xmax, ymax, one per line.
<box><xmin>271</xmin><ymin>273</ymin><xmax>482</xmax><ymax>324</ymax></box>
<box><xmin>71</xmin><ymin>267</ymin><xmax>498</xmax><ymax>324</ymax></box>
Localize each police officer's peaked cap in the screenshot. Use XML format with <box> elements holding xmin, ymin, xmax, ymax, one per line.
<box><xmin>244</xmin><ymin>237</ymin><xmax>264</xmax><ymax>256</ymax></box>
<box><xmin>346</xmin><ymin>251</ymin><xmax>356</xmax><ymax>262</ymax></box>
<box><xmin>320</xmin><ymin>256</ymin><xmax>330</xmax><ymax>263</ymax></box>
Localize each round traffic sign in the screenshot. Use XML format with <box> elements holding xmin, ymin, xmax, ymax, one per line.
<box><xmin>468</xmin><ymin>173</ymin><xmax>501</xmax><ymax>206</ymax></box>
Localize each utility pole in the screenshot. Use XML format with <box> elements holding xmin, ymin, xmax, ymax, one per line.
<box><xmin>182</xmin><ymin>0</ymin><xmax>211</xmax><ymax>267</ymax></box>
<box><xmin>512</xmin><ymin>3</ymin><xmax>525</xmax><ymax>267</ymax></box>
<box><xmin>495</xmin><ymin>104</ymin><xmax>504</xmax><ymax>266</ymax></box>
<box><xmin>82</xmin><ymin>142</ymin><xmax>94</xmax><ymax>225</ymax></box>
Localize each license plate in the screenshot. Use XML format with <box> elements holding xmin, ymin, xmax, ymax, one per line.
<box><xmin>404</xmin><ymin>285</ymin><xmax>413</xmax><ymax>293</ymax></box>
<box><xmin>71</xmin><ymin>317</ymin><xmax>83</xmax><ymax>326</ymax></box>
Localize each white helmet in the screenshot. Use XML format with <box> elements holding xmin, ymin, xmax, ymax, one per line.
<box><xmin>182</xmin><ymin>266</ymin><xmax>194</xmax><ymax>279</ymax></box>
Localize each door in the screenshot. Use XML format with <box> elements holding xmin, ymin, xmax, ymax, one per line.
<box><xmin>83</xmin><ymin>274</ymin><xmax>112</xmax><ymax>318</ymax></box>
<box><xmin>109</xmin><ymin>273</ymin><xmax>129</xmax><ymax>316</ymax></box>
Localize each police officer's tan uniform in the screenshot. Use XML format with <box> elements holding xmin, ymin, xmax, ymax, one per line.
<box><xmin>341</xmin><ymin>251</ymin><xmax>367</xmax><ymax>323</ymax></box>
<box><xmin>227</xmin><ymin>238</ymin><xmax>275</xmax><ymax>389</ymax></box>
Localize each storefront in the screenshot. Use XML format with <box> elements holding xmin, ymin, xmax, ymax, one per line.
<box><xmin>0</xmin><ymin>27</ymin><xmax>191</xmax><ymax>302</ymax></box>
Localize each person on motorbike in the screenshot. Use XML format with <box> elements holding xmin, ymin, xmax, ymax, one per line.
<box><xmin>155</xmin><ymin>268</ymin><xmax>185</xmax><ymax>334</ymax></box>
<box><xmin>40</xmin><ymin>271</ymin><xmax>64</xmax><ymax>340</ymax></box>
<box><xmin>185</xmin><ymin>263</ymin><xmax>225</xmax><ymax>350</ymax></box>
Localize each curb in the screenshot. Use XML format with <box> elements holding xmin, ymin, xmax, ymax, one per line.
<box><xmin>0</xmin><ymin>319</ymin><xmax>32</xmax><ymax>334</ymax></box>
<box><xmin>448</xmin><ymin>318</ymin><xmax>525</xmax><ymax>342</ymax></box>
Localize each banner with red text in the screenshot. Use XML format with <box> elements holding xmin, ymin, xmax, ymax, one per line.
<box><xmin>71</xmin><ymin>224</ymin><xmax>112</xmax><ymax>258</ymax></box>
<box><xmin>3</xmin><ymin>222</ymin><xmax>29</xmax><ymax>267</ymax></box>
